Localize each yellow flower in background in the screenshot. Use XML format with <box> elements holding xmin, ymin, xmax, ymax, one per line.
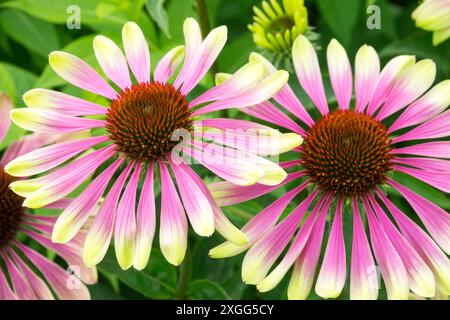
<box><xmin>248</xmin><ymin>0</ymin><xmax>315</xmax><ymax>57</ymax></box>
<box><xmin>412</xmin><ymin>0</ymin><xmax>450</xmax><ymax>45</ymax></box>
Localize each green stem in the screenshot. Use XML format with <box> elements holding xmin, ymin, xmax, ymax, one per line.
<box><xmin>195</xmin><ymin>0</ymin><xmax>228</xmax><ymax>118</ymax></box>
<box><xmin>175</xmin><ymin>246</ymin><xmax>191</xmax><ymax>299</ymax></box>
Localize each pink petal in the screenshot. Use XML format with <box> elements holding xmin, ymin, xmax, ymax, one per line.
<box><xmin>391</xmin><ymin>141</ymin><xmax>450</xmax><ymax>158</ymax></box>
<box><xmin>327</xmin><ymin>39</ymin><xmax>352</xmax><ymax>110</ymax></box>
<box><xmin>0</xmin><ymin>93</ymin><xmax>12</xmax><ymax>142</ymax></box>
<box><xmin>388</xmin><ymin>179</ymin><xmax>450</xmax><ymax>254</ymax></box>
<box><xmin>153</xmin><ymin>46</ymin><xmax>184</xmax><ymax>83</ymax></box>
<box><xmin>159</xmin><ymin>160</ymin><xmax>188</xmax><ymax>266</ymax></box>
<box><xmin>83</xmin><ymin>159</ymin><xmax>133</xmax><ymax>268</ymax></box>
<box><xmin>350</xmin><ymin>198</ymin><xmax>378</xmax><ymax>300</ymax></box>
<box><xmin>394</xmin><ymin>164</ymin><xmax>450</xmax><ymax>193</ymax></box>
<box><xmin>292</xmin><ymin>35</ymin><xmax>328</xmax><ymax>116</ymax></box>
<box><xmin>134</xmin><ymin>163</ymin><xmax>156</xmax><ymax>270</ymax></box>
<box><xmin>354</xmin><ymin>45</ymin><xmax>380</xmax><ymax>112</ymax></box>
<box><xmin>49</xmin><ymin>51</ymin><xmax>117</xmax><ymax>100</ymax></box>
<box><xmin>369</xmin><ymin>194</ymin><xmax>436</xmax><ymax>297</ymax></box>
<box><xmin>363</xmin><ymin>198</ymin><xmax>409</xmax><ymax>300</ymax></box>
<box><xmin>392</xmin><ymin>109</ymin><xmax>450</xmax><ymax>144</ymax></box>
<box><xmin>114</xmin><ymin>162</ymin><xmax>140</xmax><ymax>270</ymax></box>
<box><xmin>393</xmin><ymin>157</ymin><xmax>450</xmax><ymax>172</ymax></box>
<box><xmin>315</xmin><ymin>198</ymin><xmax>346</xmax><ymax>298</ymax></box>
<box><xmin>122</xmin><ymin>22</ymin><xmax>150</xmax><ymax>84</ymax></box>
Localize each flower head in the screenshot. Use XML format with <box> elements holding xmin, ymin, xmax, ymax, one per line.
<box><xmin>0</xmin><ymin>93</ymin><xmax>96</xmax><ymax>300</ymax></box>
<box><xmin>412</xmin><ymin>0</ymin><xmax>450</xmax><ymax>45</ymax></box>
<box><xmin>7</xmin><ymin>18</ymin><xmax>301</xmax><ymax>270</ymax></box>
<box><xmin>249</xmin><ymin>0</ymin><xmax>316</xmax><ymax>60</ymax></box>
<box><xmin>209</xmin><ymin>36</ymin><xmax>450</xmax><ymax>300</ymax></box>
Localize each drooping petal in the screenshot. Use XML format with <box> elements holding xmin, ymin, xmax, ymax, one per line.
<box><xmin>258</xmin><ymin>194</ymin><xmax>328</xmax><ymax>292</ymax></box>
<box><xmin>10</xmin><ymin>108</ymin><xmax>105</xmax><ymax>133</ymax></box>
<box><xmin>93</xmin><ymin>35</ymin><xmax>131</xmax><ymax>90</ymax></box>
<box><xmin>369</xmin><ymin>194</ymin><xmax>436</xmax><ymax>297</ymax></box>
<box><xmin>287</xmin><ymin>195</ymin><xmax>332</xmax><ymax>300</ymax></box>
<box><xmin>315</xmin><ymin>199</ymin><xmax>346</xmax><ymax>299</ymax></box>
<box><xmin>388</xmin><ymin>179</ymin><xmax>450</xmax><ymax>254</ymax></box>
<box><xmin>17</xmin><ymin>244</ymin><xmax>90</xmax><ymax>300</ymax></box>
<box><xmin>114</xmin><ymin>162</ymin><xmax>140</xmax><ymax>270</ymax></box>
<box><xmin>23</xmin><ymin>89</ymin><xmax>107</xmax><ymax>116</ymax></box>
<box><xmin>2</xmin><ymin>251</ymin><xmax>37</xmax><ymax>299</ymax></box>
<box><xmin>292</xmin><ymin>35</ymin><xmax>328</xmax><ymax>115</ymax></box>
<box><xmin>0</xmin><ymin>265</ymin><xmax>16</xmax><ymax>300</ymax></box>
<box><xmin>390</xmin><ymin>80</ymin><xmax>450</xmax><ymax>132</ymax></box>
<box><xmin>159</xmin><ymin>160</ymin><xmax>188</xmax><ymax>266</ymax></box>
<box><xmin>350</xmin><ymin>198</ymin><xmax>378</xmax><ymax>300</ymax></box>
<box><xmin>83</xmin><ymin>159</ymin><xmax>133</xmax><ymax>268</ymax></box>
<box><xmin>0</xmin><ymin>93</ymin><xmax>12</xmax><ymax>142</ymax></box>
<box><xmin>241</xmin><ymin>191</ymin><xmax>317</xmax><ymax>285</ymax></box>
<box><xmin>153</xmin><ymin>46</ymin><xmax>185</xmax><ymax>83</ymax></box>
<box><xmin>354</xmin><ymin>45</ymin><xmax>380</xmax><ymax>112</ymax></box>
<box><xmin>5</xmin><ymin>136</ymin><xmax>108</xmax><ymax>177</ymax></box>
<box><xmin>392</xmin><ymin>109</ymin><xmax>450</xmax><ymax>143</ymax></box>
<box><xmin>133</xmin><ymin>164</ymin><xmax>156</xmax><ymax>270</ymax></box>
<box><xmin>170</xmin><ymin>160</ymin><xmax>214</xmax><ymax>237</ymax></box>
<box><xmin>48</xmin><ymin>51</ymin><xmax>117</xmax><ymax>100</ymax></box>
<box><xmin>210</xmin><ymin>182</ymin><xmax>309</xmax><ymax>259</ymax></box>
<box><xmin>52</xmin><ymin>157</ymin><xmax>123</xmax><ymax>244</ymax></box>
<box><xmin>363</xmin><ymin>198</ymin><xmax>409</xmax><ymax>300</ymax></box>
<box><xmin>376</xmin><ymin>190</ymin><xmax>450</xmax><ymax>295</ymax></box>
<box><xmin>122</xmin><ymin>21</ymin><xmax>150</xmax><ymax>83</ymax></box>
<box><xmin>327</xmin><ymin>39</ymin><xmax>352</xmax><ymax>110</ymax></box>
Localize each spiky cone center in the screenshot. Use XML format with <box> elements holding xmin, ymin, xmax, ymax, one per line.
<box><xmin>301</xmin><ymin>110</ymin><xmax>393</xmax><ymax>197</ymax></box>
<box><xmin>106</xmin><ymin>82</ymin><xmax>193</xmax><ymax>161</ymax></box>
<box><xmin>0</xmin><ymin>166</ymin><xmax>25</xmax><ymax>248</ymax></box>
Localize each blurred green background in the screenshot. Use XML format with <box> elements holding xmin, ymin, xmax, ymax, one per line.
<box><xmin>0</xmin><ymin>0</ymin><xmax>448</xmax><ymax>300</ymax></box>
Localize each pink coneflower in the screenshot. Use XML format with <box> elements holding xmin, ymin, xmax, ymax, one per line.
<box><xmin>6</xmin><ymin>18</ymin><xmax>302</xmax><ymax>270</ymax></box>
<box><xmin>0</xmin><ymin>94</ymin><xmax>96</xmax><ymax>300</ymax></box>
<box><xmin>209</xmin><ymin>36</ymin><xmax>450</xmax><ymax>300</ymax></box>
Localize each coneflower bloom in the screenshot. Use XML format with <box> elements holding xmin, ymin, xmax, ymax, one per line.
<box><xmin>0</xmin><ymin>94</ymin><xmax>96</xmax><ymax>300</ymax></box>
<box><xmin>412</xmin><ymin>0</ymin><xmax>450</xmax><ymax>46</ymax></box>
<box><xmin>248</xmin><ymin>0</ymin><xmax>319</xmax><ymax>67</ymax></box>
<box><xmin>7</xmin><ymin>18</ymin><xmax>301</xmax><ymax>270</ymax></box>
<box><xmin>209</xmin><ymin>35</ymin><xmax>450</xmax><ymax>300</ymax></box>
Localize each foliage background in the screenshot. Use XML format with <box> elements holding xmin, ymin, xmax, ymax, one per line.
<box><xmin>0</xmin><ymin>0</ymin><xmax>448</xmax><ymax>300</ymax></box>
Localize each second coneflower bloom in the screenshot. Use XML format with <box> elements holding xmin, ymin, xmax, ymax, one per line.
<box><xmin>7</xmin><ymin>18</ymin><xmax>301</xmax><ymax>270</ymax></box>
<box><xmin>209</xmin><ymin>36</ymin><xmax>450</xmax><ymax>300</ymax></box>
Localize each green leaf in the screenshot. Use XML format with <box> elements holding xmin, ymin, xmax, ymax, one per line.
<box><xmin>188</xmin><ymin>279</ymin><xmax>231</xmax><ymax>300</ymax></box>
<box><xmin>1</xmin><ymin>62</ymin><xmax>38</xmax><ymax>103</ymax></box>
<box><xmin>0</xmin><ymin>63</ymin><xmax>15</xmax><ymax>99</ymax></box>
<box><xmin>0</xmin><ymin>9</ymin><xmax>60</xmax><ymax>57</ymax></box>
<box><xmin>316</xmin><ymin>0</ymin><xmax>361</xmax><ymax>46</ymax></box>
<box><xmin>146</xmin><ymin>0</ymin><xmax>171</xmax><ymax>38</ymax></box>
<box><xmin>98</xmin><ymin>248</ymin><xmax>178</xmax><ymax>299</ymax></box>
